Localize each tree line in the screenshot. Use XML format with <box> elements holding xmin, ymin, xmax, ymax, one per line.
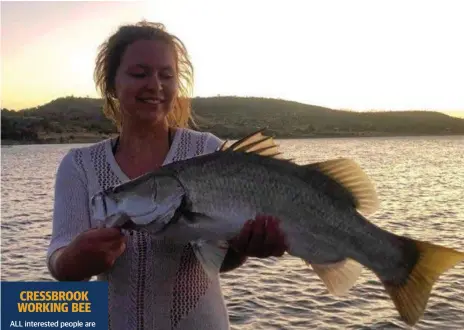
<box><xmin>2</xmin><ymin>96</ymin><xmax>464</xmax><ymax>144</ymax></box>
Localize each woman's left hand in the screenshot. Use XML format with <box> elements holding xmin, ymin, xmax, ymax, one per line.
<box><xmin>229</xmin><ymin>215</ymin><xmax>287</xmax><ymax>258</ymax></box>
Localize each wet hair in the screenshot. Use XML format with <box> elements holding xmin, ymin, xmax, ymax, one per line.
<box><xmin>94</xmin><ymin>20</ymin><xmax>194</xmax><ymax>130</ymax></box>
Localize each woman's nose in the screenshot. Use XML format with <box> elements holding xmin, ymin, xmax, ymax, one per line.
<box><xmin>147</xmin><ymin>73</ymin><xmax>163</xmax><ymax>91</ymax></box>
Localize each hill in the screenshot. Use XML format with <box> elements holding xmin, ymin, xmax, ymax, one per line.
<box><xmin>2</xmin><ymin>96</ymin><xmax>464</xmax><ymax>144</ymax></box>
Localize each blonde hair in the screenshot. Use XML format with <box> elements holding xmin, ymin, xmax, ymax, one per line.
<box><xmin>94</xmin><ymin>21</ymin><xmax>194</xmax><ymax>130</ymax></box>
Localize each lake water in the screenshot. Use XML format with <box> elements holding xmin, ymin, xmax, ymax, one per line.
<box><xmin>2</xmin><ymin>136</ymin><xmax>464</xmax><ymax>329</ymax></box>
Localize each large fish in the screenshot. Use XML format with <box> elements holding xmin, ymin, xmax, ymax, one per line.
<box><xmin>91</xmin><ymin>129</ymin><xmax>464</xmax><ymax>326</ymax></box>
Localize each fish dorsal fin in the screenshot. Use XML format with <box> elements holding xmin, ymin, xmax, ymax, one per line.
<box><xmin>219</xmin><ymin>128</ymin><xmax>285</xmax><ymax>159</ymax></box>
<box><xmin>307</xmin><ymin>158</ymin><xmax>380</xmax><ymax>216</ymax></box>
<box><xmin>218</xmin><ymin>139</ymin><xmax>230</xmax><ymax>151</ymax></box>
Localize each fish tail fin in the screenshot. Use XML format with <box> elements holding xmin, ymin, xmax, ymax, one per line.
<box><xmin>379</xmin><ymin>239</ymin><xmax>464</xmax><ymax>326</ymax></box>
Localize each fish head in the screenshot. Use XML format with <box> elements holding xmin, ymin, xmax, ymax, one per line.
<box><xmin>91</xmin><ymin>171</ymin><xmax>185</xmax><ymax>231</ymax></box>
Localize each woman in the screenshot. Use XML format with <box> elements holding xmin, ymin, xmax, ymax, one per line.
<box><xmin>47</xmin><ymin>21</ymin><xmax>287</xmax><ymax>329</ymax></box>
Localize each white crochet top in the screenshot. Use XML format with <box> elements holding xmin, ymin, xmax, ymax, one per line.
<box><xmin>47</xmin><ymin>128</ymin><xmax>230</xmax><ymax>330</ymax></box>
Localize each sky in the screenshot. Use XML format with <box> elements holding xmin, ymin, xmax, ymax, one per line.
<box><xmin>1</xmin><ymin>0</ymin><xmax>463</xmax><ymax>118</ymax></box>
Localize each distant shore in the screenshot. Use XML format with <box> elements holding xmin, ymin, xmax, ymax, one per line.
<box><xmin>3</xmin><ymin>131</ymin><xmax>463</xmax><ymax>146</ymax></box>
<box><xmin>3</xmin><ymin>96</ymin><xmax>464</xmax><ymax>146</ymax></box>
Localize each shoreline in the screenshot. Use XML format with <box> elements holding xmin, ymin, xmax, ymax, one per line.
<box><xmin>2</xmin><ymin>132</ymin><xmax>463</xmax><ymax>146</ymax></box>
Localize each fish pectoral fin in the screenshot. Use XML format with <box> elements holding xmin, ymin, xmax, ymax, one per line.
<box><xmin>306</xmin><ymin>158</ymin><xmax>380</xmax><ymax>216</ymax></box>
<box><xmin>379</xmin><ymin>239</ymin><xmax>464</xmax><ymax>326</ymax></box>
<box><xmin>191</xmin><ymin>240</ymin><xmax>229</xmax><ymax>280</ymax></box>
<box><xmin>310</xmin><ymin>258</ymin><xmax>363</xmax><ymax>296</ymax></box>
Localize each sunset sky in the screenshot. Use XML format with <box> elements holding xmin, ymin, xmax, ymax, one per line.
<box><xmin>1</xmin><ymin>0</ymin><xmax>463</xmax><ymax>117</ymax></box>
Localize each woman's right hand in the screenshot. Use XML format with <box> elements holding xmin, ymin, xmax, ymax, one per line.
<box><xmin>53</xmin><ymin>227</ymin><xmax>127</xmax><ymax>281</ymax></box>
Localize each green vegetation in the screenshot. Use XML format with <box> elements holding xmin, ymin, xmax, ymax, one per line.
<box><xmin>2</xmin><ymin>96</ymin><xmax>464</xmax><ymax>144</ymax></box>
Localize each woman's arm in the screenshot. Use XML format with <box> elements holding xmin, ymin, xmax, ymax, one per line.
<box><xmin>48</xmin><ymin>150</ymin><xmax>126</xmax><ymax>281</ymax></box>
<box><xmin>47</xmin><ymin>149</ymin><xmax>91</xmax><ymax>280</ymax></box>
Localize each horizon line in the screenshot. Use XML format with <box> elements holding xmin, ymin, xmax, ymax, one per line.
<box><xmin>2</xmin><ymin>94</ymin><xmax>464</xmax><ymax>118</ymax></box>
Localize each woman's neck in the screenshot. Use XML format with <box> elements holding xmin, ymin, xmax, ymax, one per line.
<box><xmin>114</xmin><ymin>120</ymin><xmax>175</xmax><ymax>178</ymax></box>
<box><xmin>118</xmin><ymin>120</ymin><xmax>170</xmax><ymax>152</ymax></box>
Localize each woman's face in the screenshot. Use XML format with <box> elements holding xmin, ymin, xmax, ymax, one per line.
<box><xmin>114</xmin><ymin>39</ymin><xmax>178</xmax><ymax>127</ymax></box>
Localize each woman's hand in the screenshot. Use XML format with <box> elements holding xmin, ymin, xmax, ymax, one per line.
<box><xmin>229</xmin><ymin>215</ymin><xmax>287</xmax><ymax>258</ymax></box>
<box><xmin>53</xmin><ymin>227</ymin><xmax>127</xmax><ymax>281</ymax></box>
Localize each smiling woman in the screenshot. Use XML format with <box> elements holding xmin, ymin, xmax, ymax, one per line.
<box><xmin>94</xmin><ymin>22</ymin><xmax>194</xmax><ymax>131</ymax></box>
<box><xmin>46</xmin><ymin>20</ymin><xmax>287</xmax><ymax>330</ymax></box>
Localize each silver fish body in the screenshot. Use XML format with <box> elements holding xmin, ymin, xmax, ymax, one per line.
<box><xmin>154</xmin><ymin>151</ymin><xmax>402</xmax><ymax>276</ymax></box>
<box><xmin>91</xmin><ymin>130</ymin><xmax>464</xmax><ymax>326</ymax></box>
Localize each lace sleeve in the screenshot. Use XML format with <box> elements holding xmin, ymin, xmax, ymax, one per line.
<box><xmin>46</xmin><ymin>149</ymin><xmax>91</xmax><ymax>279</ymax></box>
<box><xmin>203</xmin><ymin>132</ymin><xmax>224</xmax><ymax>154</ymax></box>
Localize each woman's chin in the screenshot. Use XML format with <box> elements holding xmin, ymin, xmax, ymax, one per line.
<box><xmin>133</xmin><ymin>108</ymin><xmax>169</xmax><ymax>123</ymax></box>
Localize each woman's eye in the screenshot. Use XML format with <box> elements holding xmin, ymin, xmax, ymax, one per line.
<box><xmin>161</xmin><ymin>73</ymin><xmax>174</xmax><ymax>79</ymax></box>
<box><xmin>128</xmin><ymin>70</ymin><xmax>174</xmax><ymax>79</ymax></box>
<box><xmin>130</xmin><ymin>72</ymin><xmax>146</xmax><ymax>78</ymax></box>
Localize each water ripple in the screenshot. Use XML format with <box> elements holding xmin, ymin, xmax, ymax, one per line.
<box><xmin>2</xmin><ymin>137</ymin><xmax>464</xmax><ymax>329</ymax></box>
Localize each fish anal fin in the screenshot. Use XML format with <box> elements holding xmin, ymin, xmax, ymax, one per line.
<box><xmin>379</xmin><ymin>240</ymin><xmax>464</xmax><ymax>326</ymax></box>
<box><xmin>310</xmin><ymin>258</ymin><xmax>363</xmax><ymax>296</ymax></box>
<box><xmin>307</xmin><ymin>158</ymin><xmax>380</xmax><ymax>216</ymax></box>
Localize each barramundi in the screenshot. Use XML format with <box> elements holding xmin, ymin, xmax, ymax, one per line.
<box><xmin>91</xmin><ymin>129</ymin><xmax>464</xmax><ymax>326</ymax></box>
